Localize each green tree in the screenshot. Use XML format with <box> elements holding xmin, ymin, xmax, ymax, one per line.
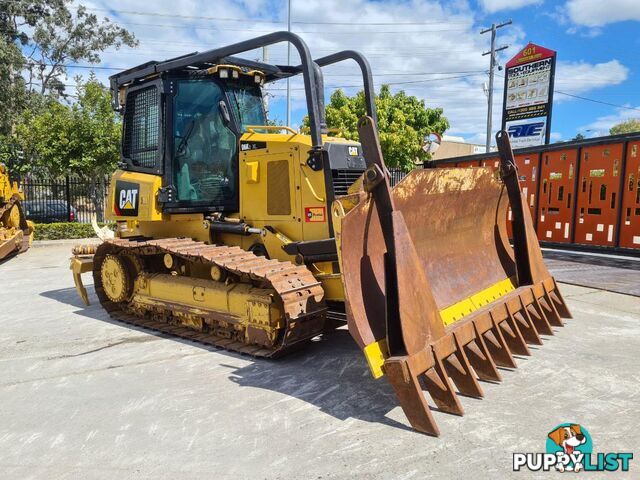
<box><xmin>15</xmin><ymin>76</ymin><xmax>121</xmax><ymax>178</ymax></box>
<box><xmin>572</xmin><ymin>133</ymin><xmax>585</xmax><ymax>141</ymax></box>
<box><xmin>27</xmin><ymin>5</ymin><xmax>137</xmax><ymax>96</ymax></box>
<box><xmin>610</xmin><ymin>119</ymin><xmax>640</xmax><ymax>135</ymax></box>
<box><xmin>304</xmin><ymin>85</ymin><xmax>449</xmax><ymax>170</ymax></box>
<box><xmin>0</xmin><ymin>1</ymin><xmax>136</xmax><ymax>136</ymax></box>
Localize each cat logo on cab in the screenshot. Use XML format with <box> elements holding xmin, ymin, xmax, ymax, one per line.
<box><xmin>114</xmin><ymin>180</ymin><xmax>140</xmax><ymax>217</ymax></box>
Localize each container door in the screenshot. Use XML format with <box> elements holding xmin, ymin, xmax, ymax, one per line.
<box><xmin>574</xmin><ymin>143</ymin><xmax>624</xmax><ymax>246</ymax></box>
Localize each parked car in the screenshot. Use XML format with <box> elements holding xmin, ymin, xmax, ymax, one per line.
<box><xmin>23</xmin><ymin>200</ymin><xmax>77</xmax><ymax>223</ymax></box>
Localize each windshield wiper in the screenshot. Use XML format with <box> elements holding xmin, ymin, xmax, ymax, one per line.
<box><xmin>176</xmin><ymin>119</ymin><xmax>195</xmax><ymax>155</ymax></box>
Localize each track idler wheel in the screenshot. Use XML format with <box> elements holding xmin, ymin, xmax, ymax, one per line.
<box><xmin>1</xmin><ymin>204</ymin><xmax>21</xmax><ymax>229</ymax></box>
<box><xmin>100</xmin><ymin>254</ymin><xmax>134</xmax><ymax>303</ymax></box>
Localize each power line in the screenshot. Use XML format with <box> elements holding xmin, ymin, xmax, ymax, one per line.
<box><xmin>24</xmin><ymin>59</ymin><xmax>488</xmax><ymax>78</ymax></box>
<box><xmin>115</xmin><ymin>21</ymin><xmax>468</xmax><ymax>33</ymax></box>
<box><xmin>104</xmin><ymin>43</ymin><xmax>478</xmax><ymax>55</ymax></box>
<box><xmin>267</xmin><ymin>72</ymin><xmax>487</xmax><ymax>90</ymax></box>
<box><xmin>554</xmin><ymin>91</ymin><xmax>640</xmax><ymax>112</ymax></box>
<box><xmin>0</xmin><ymin>2</ymin><xmax>470</xmax><ymax>26</ymax></box>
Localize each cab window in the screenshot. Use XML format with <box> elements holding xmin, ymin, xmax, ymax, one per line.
<box><xmin>173</xmin><ymin>79</ymin><xmax>238</xmax><ymax>207</ymax></box>
<box><xmin>227</xmin><ymin>84</ymin><xmax>267</xmax><ymax>131</ymax></box>
<box><xmin>122</xmin><ymin>85</ymin><xmax>161</xmax><ymax>171</ymax></box>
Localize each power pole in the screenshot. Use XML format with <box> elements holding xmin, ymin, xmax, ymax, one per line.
<box><xmin>262</xmin><ymin>46</ymin><xmax>269</xmax><ymax>113</ymax></box>
<box><xmin>481</xmin><ymin>20</ymin><xmax>511</xmax><ymax>153</ymax></box>
<box><xmin>286</xmin><ymin>0</ymin><xmax>292</xmax><ymax>127</ymax></box>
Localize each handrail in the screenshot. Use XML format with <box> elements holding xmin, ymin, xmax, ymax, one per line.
<box><xmin>244</xmin><ymin>125</ymin><xmax>298</xmax><ymax>135</ymax></box>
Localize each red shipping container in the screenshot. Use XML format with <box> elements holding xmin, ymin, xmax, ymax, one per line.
<box><xmin>619</xmin><ymin>140</ymin><xmax>640</xmax><ymax>249</ymax></box>
<box><xmin>536</xmin><ymin>149</ymin><xmax>578</xmax><ymax>243</ymax></box>
<box><xmin>574</xmin><ymin>143</ymin><xmax>624</xmax><ymax>246</ymax></box>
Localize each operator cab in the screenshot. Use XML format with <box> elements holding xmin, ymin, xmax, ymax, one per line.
<box><xmin>112</xmin><ymin>32</ymin><xmax>377</xmax><ymax>220</ymax></box>
<box><xmin>121</xmin><ymin>64</ymin><xmax>268</xmax><ymax>213</ymax></box>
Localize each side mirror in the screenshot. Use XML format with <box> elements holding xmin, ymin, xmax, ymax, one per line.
<box><xmin>218</xmin><ymin>100</ymin><xmax>231</xmax><ymax>127</ymax></box>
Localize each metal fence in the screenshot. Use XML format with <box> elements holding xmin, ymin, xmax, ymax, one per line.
<box><xmin>388</xmin><ymin>168</ymin><xmax>408</xmax><ymax>186</ymax></box>
<box><xmin>21</xmin><ymin>175</ymin><xmax>110</xmax><ymax>224</ymax></box>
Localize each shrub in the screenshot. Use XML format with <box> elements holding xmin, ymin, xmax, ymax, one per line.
<box><xmin>33</xmin><ymin>222</ymin><xmax>114</xmax><ymax>240</ymax></box>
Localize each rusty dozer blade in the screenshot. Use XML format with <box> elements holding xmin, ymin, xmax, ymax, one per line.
<box><xmin>334</xmin><ymin>119</ymin><xmax>571</xmax><ymax>436</ymax></box>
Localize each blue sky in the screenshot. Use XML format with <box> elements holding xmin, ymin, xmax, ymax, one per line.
<box><xmin>64</xmin><ymin>0</ymin><xmax>640</xmax><ymax>145</ymax></box>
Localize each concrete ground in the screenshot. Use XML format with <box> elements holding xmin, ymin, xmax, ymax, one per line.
<box><xmin>0</xmin><ymin>243</ymin><xmax>638</xmax><ymax>479</ymax></box>
<box><xmin>543</xmin><ymin>248</ymin><xmax>640</xmax><ymax>296</ymax></box>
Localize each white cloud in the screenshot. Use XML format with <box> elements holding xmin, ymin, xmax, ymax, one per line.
<box><xmin>566</xmin><ymin>0</ymin><xmax>640</xmax><ymax>27</ymax></box>
<box><xmin>59</xmin><ymin>1</ymin><xmax>628</xmax><ymax>144</ymax></box>
<box><xmin>479</xmin><ymin>0</ymin><xmax>542</xmax><ymax>13</ymax></box>
<box><xmin>579</xmin><ymin>107</ymin><xmax>640</xmax><ymax>137</ymax></box>
<box><xmin>74</xmin><ymin>0</ymin><xmax>507</xmax><ymax>140</ymax></box>
<box><xmin>554</xmin><ymin>60</ymin><xmax>629</xmax><ymax>96</ymax></box>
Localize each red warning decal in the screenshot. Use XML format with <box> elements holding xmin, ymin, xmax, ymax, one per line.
<box><xmin>304</xmin><ymin>206</ymin><xmax>326</xmax><ymax>223</ymax></box>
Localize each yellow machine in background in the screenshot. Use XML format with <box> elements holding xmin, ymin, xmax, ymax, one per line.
<box><xmin>71</xmin><ymin>32</ymin><xmax>571</xmax><ymax>435</ymax></box>
<box><xmin>0</xmin><ymin>163</ymin><xmax>33</xmax><ymax>261</ymax></box>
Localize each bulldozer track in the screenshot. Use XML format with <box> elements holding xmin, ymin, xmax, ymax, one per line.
<box><xmin>92</xmin><ymin>238</ymin><xmax>327</xmax><ymax>358</ymax></box>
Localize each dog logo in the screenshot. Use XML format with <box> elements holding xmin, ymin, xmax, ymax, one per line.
<box><xmin>513</xmin><ymin>423</ymin><xmax>633</xmax><ymax>473</ymax></box>
<box><xmin>114</xmin><ymin>180</ymin><xmax>140</xmax><ymax>217</ymax></box>
<box><xmin>546</xmin><ymin>424</ymin><xmax>589</xmax><ymax>472</ymax></box>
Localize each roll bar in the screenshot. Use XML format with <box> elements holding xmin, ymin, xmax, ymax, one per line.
<box><xmin>110</xmin><ymin>32</ymin><xmax>378</xmax><ymax>149</ymax></box>
<box><xmin>311</xmin><ymin>51</ymin><xmax>378</xmax><ymax>127</ymax></box>
<box><xmin>111</xmin><ymin>31</ymin><xmax>325</xmax><ymax>148</ymax></box>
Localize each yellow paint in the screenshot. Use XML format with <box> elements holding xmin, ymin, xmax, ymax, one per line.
<box><xmin>314</xmin><ymin>273</ymin><xmax>344</xmax><ymax>302</ymax></box>
<box><xmin>106</xmin><ymin>170</ymin><xmax>163</xmax><ymax>222</ymax></box>
<box><xmin>0</xmin><ymin>163</ymin><xmax>25</xmax><ymax>202</ymax></box>
<box><xmin>245</xmin><ymin>161</ymin><xmax>260</xmax><ymax>183</ymax></box>
<box><xmin>235</xmin><ymin>132</ymin><xmax>352</xmax><ymax>267</ymax></box>
<box><xmin>439</xmin><ymin>277</ymin><xmax>516</xmax><ymax>326</ymax></box>
<box><xmin>70</xmin><ymin>256</ymin><xmax>93</xmax><ymax>306</ymax></box>
<box><xmin>99</xmin><ymin>132</ymin><xmax>362</xmax><ymax>307</ymax></box>
<box><xmin>100</xmin><ymin>255</ymin><xmax>130</xmax><ymax>303</ymax></box>
<box><xmin>363</xmin><ymin>339</ymin><xmax>389</xmax><ymax>379</ymax></box>
<box><xmin>300</xmin><ymin>166</ymin><xmax>325</xmax><ymax>202</ymax></box>
<box><xmin>132</xmin><ymin>272</ymin><xmax>283</xmax><ymax>343</ymax></box>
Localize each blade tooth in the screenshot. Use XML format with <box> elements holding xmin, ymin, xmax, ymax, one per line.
<box><xmin>444</xmin><ymin>335</ymin><xmax>484</xmax><ymax>398</ymax></box>
<box><xmin>445</xmin><ymin>353</ymin><xmax>465</xmax><ymax>376</ymax></box>
<box><xmin>550</xmin><ymin>280</ymin><xmax>573</xmax><ymax>319</ymax></box>
<box><xmin>422</xmin><ymin>357</ymin><xmax>464</xmax><ymax>416</ymax></box>
<box><xmin>526</xmin><ymin>301</ymin><xmax>553</xmax><ymax>336</ymax></box>
<box><xmin>500</xmin><ymin>314</ymin><xmax>531</xmax><ymax>356</ymax></box>
<box><xmin>544</xmin><ymin>286</ymin><xmax>566</xmax><ymax>325</ymax></box>
<box><xmin>465</xmin><ymin>326</ymin><xmax>502</xmax><ymax>382</ymax></box>
<box><xmin>483</xmin><ymin>328</ymin><xmax>501</xmax><ymax>350</ymax></box>
<box><xmin>514</xmin><ymin>309</ymin><xmax>543</xmax><ymax>345</ymax></box>
<box><xmin>483</xmin><ymin>324</ymin><xmax>517</xmax><ymax>369</ymax></box>
<box><xmin>384</xmin><ymin>356</ymin><xmax>441</xmax><ymax>436</ymax></box>
<box><xmin>539</xmin><ymin>295</ymin><xmax>563</xmax><ymax>327</ymax></box>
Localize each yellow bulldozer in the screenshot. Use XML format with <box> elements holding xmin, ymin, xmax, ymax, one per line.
<box><xmin>71</xmin><ymin>32</ymin><xmax>571</xmax><ymax>435</ymax></box>
<box><xmin>0</xmin><ymin>163</ymin><xmax>33</xmax><ymax>261</ymax></box>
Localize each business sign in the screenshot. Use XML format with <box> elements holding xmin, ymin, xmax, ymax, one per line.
<box><xmin>502</xmin><ymin>42</ymin><xmax>556</xmax><ymax>148</ymax></box>
<box><xmin>506</xmin><ymin>116</ymin><xmax>547</xmax><ymax>149</ymax></box>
